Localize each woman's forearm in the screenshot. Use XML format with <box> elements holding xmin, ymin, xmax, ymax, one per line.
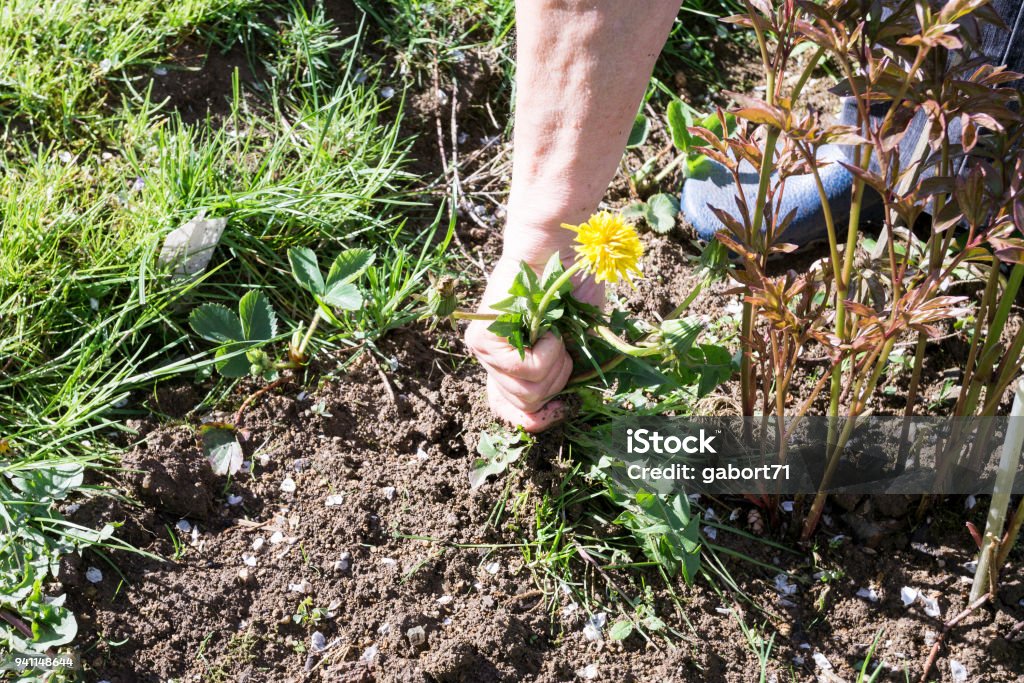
<box><xmin>504</xmin><ymin>0</ymin><xmax>682</xmax><ymax>265</ymax></box>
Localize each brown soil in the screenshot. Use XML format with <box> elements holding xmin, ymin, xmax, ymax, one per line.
<box><xmin>64</xmin><ymin>316</ymin><xmax>1024</xmax><ymax>682</ymax></box>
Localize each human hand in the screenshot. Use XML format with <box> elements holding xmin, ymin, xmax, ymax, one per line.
<box><xmin>465</xmin><ymin>254</ymin><xmax>604</xmax><ymax>432</ymax></box>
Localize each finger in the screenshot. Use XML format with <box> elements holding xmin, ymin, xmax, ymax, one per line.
<box><xmin>467</xmin><ymin>326</ymin><xmax>567</xmax><ymax>383</ymax></box>
<box><xmin>481</xmin><ymin>351</ymin><xmax>574</xmax><ymax>413</ymax></box>
<box><xmin>487</xmin><ymin>378</ymin><xmax>568</xmax><ymax>433</ymax></box>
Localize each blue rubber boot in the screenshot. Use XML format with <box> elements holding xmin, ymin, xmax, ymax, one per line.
<box><xmin>680</xmin><ymin>97</ymin><xmax>879</xmax><ymax>249</ymax></box>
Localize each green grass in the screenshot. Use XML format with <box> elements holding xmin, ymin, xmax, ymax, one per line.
<box><xmin>0</xmin><ymin>0</ymin><xmax>445</xmax><ymax>668</ymax></box>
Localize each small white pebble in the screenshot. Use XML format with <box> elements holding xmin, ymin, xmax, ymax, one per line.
<box><xmin>965</xmin><ymin>495</ymin><xmax>977</xmax><ymax>510</ymax></box>
<box><xmin>702</xmin><ymin>525</ymin><xmax>717</xmax><ymax>541</ymax></box>
<box><xmin>774</xmin><ymin>573</ymin><xmax>798</xmax><ymax>596</ymax></box>
<box><xmin>154</xmin><ymin>65</ymin><xmax>168</xmax><ymax>76</ymax></box>
<box><xmin>269</xmin><ymin>531</ymin><xmax>285</xmax><ymax>544</ymax></box>
<box><xmin>311</xmin><ymin>631</ymin><xmax>327</xmax><ymax>652</ymax></box>
<box><xmin>949</xmin><ymin>659</ymin><xmax>968</xmax><ymax>683</ymax></box>
<box><xmin>85</xmin><ymin>567</ymin><xmax>103</xmax><ymax>583</ymax></box>
<box><xmin>360</xmin><ymin>644</ymin><xmax>378</xmax><ymax>662</ymax></box>
<box><xmin>378</xmin><ymin>622</ymin><xmax>390</xmax><ymax>635</ymax></box>
<box><xmin>227</xmin><ymin>494</ymin><xmax>243</xmax><ymax>506</ymax></box>
<box><xmin>437</xmin><ymin>595</ymin><xmax>453</xmax><ymax>605</ymax></box>
<box><xmin>856</xmin><ymin>587</ymin><xmax>880</xmax><ymax>603</ymax></box>
<box><xmin>58</xmin><ymin>151</ymin><xmax>73</xmax><ymax>163</ymax></box>
<box><xmin>382</xmin><ymin>486</ymin><xmax>396</xmax><ymax>501</ymax></box>
<box><xmin>251</xmin><ymin>537</ymin><xmax>265</xmax><ymax>552</ymax></box>
<box><xmin>920</xmin><ymin>594</ymin><xmax>941</xmax><ymax>618</ymax></box>
<box><xmin>416</xmin><ymin>445</ymin><xmax>429</xmax><ymax>459</ymax></box>
<box><xmin>297</xmin><ymin>391</ymin><xmax>308</xmax><ymax>401</ymax></box>
<box><xmin>89</xmin><ymin>298</ymin><xmax>99</xmax><ymax>311</ymax></box>
<box><xmin>781</xmin><ymin>500</ymin><xmax>795</xmax><ymax>512</ymax></box>
<box><xmin>280</xmin><ymin>477</ymin><xmax>296</xmax><ymax>493</ymax></box>
<box><xmin>900</xmin><ymin>586</ymin><xmax>920</xmax><ymax>606</ymax></box>
<box><xmin>576</xmin><ymin>664</ymin><xmax>599</xmax><ymax>680</ymax></box>
<box><xmin>325</xmin><ymin>494</ymin><xmax>344</xmax><ymax>507</ymax></box>
<box><xmin>176</xmin><ymin>519</ymin><xmax>192</xmax><ymax>534</ymax></box>
<box><xmin>288</xmin><ymin>581</ymin><xmax>310</xmax><ymax>593</ymax></box>
<box><xmin>381</xmin><ymin>557</ymin><xmax>398</xmax><ymax>567</ymax></box>
<box><xmin>485</xmin><ymin>561</ymin><xmax>500</xmax><ymax>575</ymax></box>
<box><xmin>242</xmin><ymin>554</ymin><xmax>257</xmax><ymax>567</ymax></box>
<box><xmin>729</xmin><ymin>509</ymin><xmax>741</xmax><ymax>521</ymax></box>
<box><xmin>381</xmin><ymin>86</ymin><xmax>395</xmax><ymax>98</ymax></box>
<box><xmin>812</xmin><ymin>652</ymin><xmax>833</xmax><ymax>671</ymax></box>
<box><xmin>582</xmin><ymin>613</ymin><xmax>606</xmax><ymax>642</ymax></box>
<box><xmin>99</xmin><ymin>58</ymin><xmax>112</xmax><ymax>73</ymax></box>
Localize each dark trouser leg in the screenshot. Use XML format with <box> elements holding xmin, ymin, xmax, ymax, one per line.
<box><xmin>980</xmin><ymin>0</ymin><xmax>1024</xmax><ymax>71</ymax></box>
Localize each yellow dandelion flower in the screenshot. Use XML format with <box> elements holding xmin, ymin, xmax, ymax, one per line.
<box><xmin>563</xmin><ymin>211</ymin><xmax>643</xmax><ymax>285</ymax></box>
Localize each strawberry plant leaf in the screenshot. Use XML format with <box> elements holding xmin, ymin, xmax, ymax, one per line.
<box><xmin>288</xmin><ymin>246</ymin><xmax>325</xmax><ymax>295</ymax></box>
<box><xmin>201</xmin><ymin>424</ymin><xmax>244</xmax><ymax>476</ymax></box>
<box><xmin>326</xmin><ymin>248</ymin><xmax>375</xmax><ymax>286</ymax></box>
<box><xmin>239</xmin><ymin>291</ymin><xmax>277</xmax><ymax>341</ymax></box>
<box><xmin>215</xmin><ymin>343</ymin><xmax>251</xmax><ymax>378</ymax></box>
<box><xmin>645</xmin><ymin>193</ymin><xmax>679</xmax><ymax>234</ymax></box>
<box><xmin>189</xmin><ymin>303</ymin><xmax>242</xmax><ymax>343</ymax></box>
<box><xmin>321</xmin><ymin>281</ymin><xmax>362</xmax><ymax>310</ymax></box>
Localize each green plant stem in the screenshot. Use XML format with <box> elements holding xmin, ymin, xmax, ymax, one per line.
<box><xmin>995</xmin><ymin>496</ymin><xmax>1024</xmax><ymax>570</ymax></box>
<box><xmin>595</xmin><ymin>326</ymin><xmax>662</xmax><ymax>357</ymax></box>
<box><xmin>971</xmin><ymin>381</ymin><xmax>1024</xmax><ymax>600</ymax></box>
<box><xmin>529</xmin><ymin>260</ymin><xmax>586</xmax><ymax>344</ymax></box>
<box><xmin>296</xmin><ymin>308</ymin><xmax>323</xmax><ymax>358</ymax></box>
<box><xmin>740</xmin><ymin>129</ymin><xmax>781</xmax><ymax>417</ymax></box>
<box><xmin>451</xmin><ymin>310</ymin><xmax>500</xmax><ymax>321</ymax></box>
<box><xmin>567</xmin><ymin>354</ymin><xmax>628</xmax><ymax>387</ymax></box>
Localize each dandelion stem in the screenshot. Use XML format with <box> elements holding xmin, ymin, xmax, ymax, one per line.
<box><xmin>529</xmin><ymin>260</ymin><xmax>586</xmax><ymax>344</ymax></box>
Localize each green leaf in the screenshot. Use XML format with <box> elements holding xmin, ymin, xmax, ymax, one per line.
<box><xmin>288</xmin><ymin>247</ymin><xmax>325</xmax><ymax>295</ymax></box>
<box><xmin>215</xmin><ymin>343</ymin><xmax>251</xmax><ymax>378</ymax></box>
<box><xmin>643</xmin><ymin>615</ymin><xmax>666</xmax><ymax>632</ymax></box>
<box><xmin>488</xmin><ymin>314</ymin><xmax>527</xmax><ymax>357</ymax></box>
<box><xmin>201</xmin><ymin>425</ymin><xmax>244</xmax><ymax>476</ymax></box>
<box><xmin>627</xmin><ymin>113</ymin><xmax>649</xmax><ymax>148</ymax></box>
<box><xmin>645</xmin><ymin>193</ymin><xmax>680</xmax><ymax>234</ymax></box>
<box><xmin>696</xmin><ymin>343</ymin><xmax>735</xmax><ymax>397</ymax></box>
<box><xmin>327</xmin><ymin>248</ymin><xmax>375</xmax><ymax>286</ymax></box>
<box><xmin>666</xmin><ymin>100</ymin><xmax>693</xmax><ymax>151</ymax></box>
<box><xmin>239</xmin><ymin>291</ymin><xmax>277</xmax><ymax>341</ymax></box>
<box><xmin>621</xmin><ymin>202</ymin><xmax>647</xmax><ymax>222</ymax></box>
<box><xmin>10</xmin><ymin>463</ymin><xmax>84</xmax><ymax>503</ymax></box>
<box><xmin>609</xmin><ymin>620</ymin><xmax>633</xmax><ymax>640</ymax></box>
<box><xmin>31</xmin><ymin>603</ymin><xmax>77</xmax><ymax>649</ymax></box>
<box><xmin>469</xmin><ymin>431</ymin><xmax>527</xmax><ymax>489</ymax></box>
<box><xmin>189</xmin><ymin>303</ymin><xmax>242</xmax><ymax>343</ymax></box>
<box><xmin>661</xmin><ymin>317</ymin><xmax>702</xmax><ymax>358</ymax></box>
<box><xmin>540</xmin><ymin>252</ymin><xmax>567</xmax><ymax>291</ymax></box>
<box><xmin>510</xmin><ymin>262</ymin><xmax>541</xmax><ymax>301</ymax></box>
<box><xmin>321</xmin><ymin>281</ymin><xmax>362</xmax><ymax>310</ymax></box>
